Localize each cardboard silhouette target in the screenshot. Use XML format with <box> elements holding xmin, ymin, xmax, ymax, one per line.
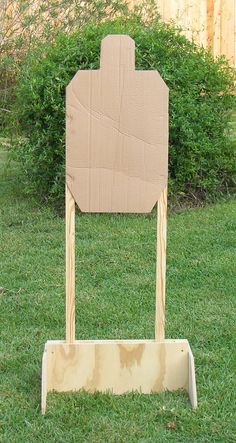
<box><xmin>41</xmin><ymin>35</ymin><xmax>197</xmax><ymax>414</ymax></box>
<box><xmin>66</xmin><ymin>35</ymin><xmax>168</xmax><ymax>213</ymax></box>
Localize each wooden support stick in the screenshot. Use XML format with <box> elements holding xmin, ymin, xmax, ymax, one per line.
<box><xmin>155</xmin><ymin>186</ymin><xmax>167</xmax><ymax>341</ymax></box>
<box><xmin>65</xmin><ymin>183</ymin><xmax>75</xmax><ymax>343</ymax></box>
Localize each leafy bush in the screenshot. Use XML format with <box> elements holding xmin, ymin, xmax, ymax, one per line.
<box><xmin>12</xmin><ymin>13</ymin><xmax>236</xmax><ymax>206</ymax></box>
<box><xmin>0</xmin><ymin>0</ymin><xmax>129</xmax><ymax>130</ymax></box>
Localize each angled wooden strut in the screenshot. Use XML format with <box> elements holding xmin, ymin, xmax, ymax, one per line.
<box><xmin>41</xmin><ymin>35</ymin><xmax>197</xmax><ymax>414</ymax></box>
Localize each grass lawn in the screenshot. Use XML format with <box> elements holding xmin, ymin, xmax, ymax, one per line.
<box><xmin>0</xmin><ymin>146</ymin><xmax>235</xmax><ymax>442</ymax></box>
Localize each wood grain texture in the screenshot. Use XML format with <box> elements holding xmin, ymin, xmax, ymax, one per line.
<box><xmin>207</xmin><ymin>0</ymin><xmax>214</xmax><ymax>50</ymax></box>
<box><xmin>140</xmin><ymin>0</ymin><xmax>236</xmax><ymax>66</ymax></box>
<box><xmin>41</xmin><ymin>339</ymin><xmax>198</xmax><ymax>412</ymax></box>
<box><xmin>43</xmin><ymin>339</ymin><xmax>189</xmax><ymax>394</ymax></box>
<box><xmin>220</xmin><ymin>0</ymin><xmax>235</xmax><ymax>65</ymax></box>
<box><xmin>65</xmin><ymin>183</ymin><xmax>75</xmax><ymax>343</ymax></box>
<box><xmin>156</xmin><ymin>186</ymin><xmax>167</xmax><ymax>341</ymax></box>
<box><xmin>213</xmin><ymin>0</ymin><xmax>222</xmax><ymax>59</ymax></box>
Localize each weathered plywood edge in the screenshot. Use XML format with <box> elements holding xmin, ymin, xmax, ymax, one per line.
<box><xmin>188</xmin><ymin>344</ymin><xmax>198</xmax><ymax>409</ymax></box>
<box><xmin>45</xmin><ymin>338</ymin><xmax>189</xmax><ymax>345</ymax></box>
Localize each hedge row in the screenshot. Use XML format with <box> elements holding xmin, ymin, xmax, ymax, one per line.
<box><xmin>12</xmin><ymin>13</ymin><xmax>236</xmax><ymax>206</ymax></box>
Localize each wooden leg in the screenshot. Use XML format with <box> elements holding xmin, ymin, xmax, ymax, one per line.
<box><xmin>66</xmin><ymin>183</ymin><xmax>75</xmax><ymax>343</ymax></box>
<box><xmin>155</xmin><ymin>187</ymin><xmax>167</xmax><ymax>341</ymax></box>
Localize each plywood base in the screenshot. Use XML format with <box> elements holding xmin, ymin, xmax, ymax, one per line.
<box><xmin>41</xmin><ymin>339</ymin><xmax>197</xmax><ymax>414</ymax></box>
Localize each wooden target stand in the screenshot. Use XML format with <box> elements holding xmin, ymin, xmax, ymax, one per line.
<box><xmin>41</xmin><ymin>35</ymin><xmax>197</xmax><ymax>414</ymax></box>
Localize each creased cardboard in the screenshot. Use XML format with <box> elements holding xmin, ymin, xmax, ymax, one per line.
<box><xmin>66</xmin><ymin>35</ymin><xmax>169</xmax><ymax>213</ymax></box>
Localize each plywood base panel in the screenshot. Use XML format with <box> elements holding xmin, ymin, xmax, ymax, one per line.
<box><xmin>41</xmin><ymin>339</ymin><xmax>197</xmax><ymax>414</ymax></box>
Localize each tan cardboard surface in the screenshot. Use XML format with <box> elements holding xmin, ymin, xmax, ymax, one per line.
<box><xmin>66</xmin><ymin>35</ymin><xmax>168</xmax><ymax>213</ymax></box>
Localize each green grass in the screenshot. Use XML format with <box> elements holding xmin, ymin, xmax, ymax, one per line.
<box><xmin>0</xmin><ymin>147</ymin><xmax>235</xmax><ymax>442</ymax></box>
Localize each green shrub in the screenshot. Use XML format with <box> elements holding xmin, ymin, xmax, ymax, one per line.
<box><xmin>0</xmin><ymin>0</ymin><xmax>129</xmax><ymax>131</ymax></box>
<box><xmin>12</xmin><ymin>13</ymin><xmax>236</xmax><ymax>206</ymax></box>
